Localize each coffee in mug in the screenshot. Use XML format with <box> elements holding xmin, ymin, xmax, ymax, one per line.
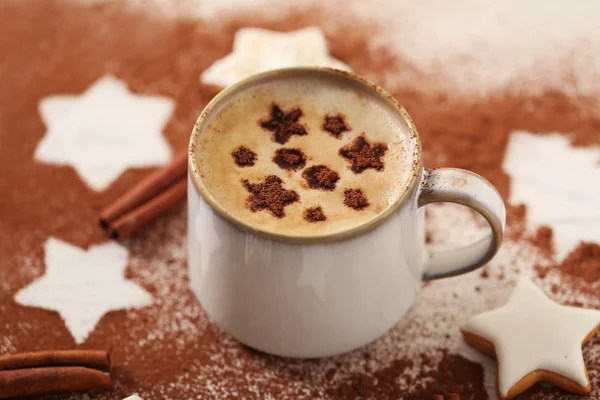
<box><xmin>188</xmin><ymin>67</ymin><xmax>505</xmax><ymax>358</ymax></box>
<box><xmin>197</xmin><ymin>76</ymin><xmax>413</xmax><ymax>237</ymax></box>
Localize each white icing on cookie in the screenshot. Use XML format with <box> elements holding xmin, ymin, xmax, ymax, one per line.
<box><xmin>200</xmin><ymin>27</ymin><xmax>351</xmax><ymax>88</ymax></box>
<box><xmin>463</xmin><ymin>277</ymin><xmax>600</xmax><ymax>397</ymax></box>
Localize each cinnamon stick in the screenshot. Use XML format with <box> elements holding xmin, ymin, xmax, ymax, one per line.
<box><xmin>0</xmin><ymin>350</ymin><xmax>112</xmax><ymax>399</ymax></box>
<box><xmin>0</xmin><ymin>366</ymin><xmax>112</xmax><ymax>399</ymax></box>
<box><xmin>0</xmin><ymin>350</ymin><xmax>109</xmax><ymax>371</ymax></box>
<box><xmin>109</xmin><ymin>178</ymin><xmax>187</xmax><ymax>240</ymax></box>
<box><xmin>99</xmin><ymin>149</ymin><xmax>188</xmax><ymax>228</ymax></box>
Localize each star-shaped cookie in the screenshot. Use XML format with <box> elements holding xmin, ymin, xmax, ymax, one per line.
<box><xmin>462</xmin><ymin>277</ymin><xmax>600</xmax><ymax>399</ymax></box>
<box><xmin>200</xmin><ymin>27</ymin><xmax>351</xmax><ymax>88</ymax></box>
<box><xmin>35</xmin><ymin>75</ymin><xmax>174</xmax><ymax>191</ymax></box>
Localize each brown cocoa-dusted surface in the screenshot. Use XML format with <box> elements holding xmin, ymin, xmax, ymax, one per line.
<box><xmin>559</xmin><ymin>243</ymin><xmax>600</xmax><ymax>283</ymax></box>
<box><xmin>1</xmin><ymin>1</ymin><xmax>600</xmax><ymax>400</ymax></box>
<box><xmin>537</xmin><ymin>242</ymin><xmax>600</xmax><ymax>284</ymax></box>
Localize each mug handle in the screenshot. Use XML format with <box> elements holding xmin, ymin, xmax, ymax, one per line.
<box><xmin>418</xmin><ymin>168</ymin><xmax>506</xmax><ymax>280</ymax></box>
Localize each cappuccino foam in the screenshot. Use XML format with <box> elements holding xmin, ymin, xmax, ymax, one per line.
<box><xmin>196</xmin><ymin>74</ymin><xmax>415</xmax><ymax>237</ymax></box>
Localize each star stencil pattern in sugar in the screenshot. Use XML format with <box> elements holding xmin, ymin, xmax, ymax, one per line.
<box><xmin>503</xmin><ymin>131</ymin><xmax>600</xmax><ymax>258</ymax></box>
<box><xmin>15</xmin><ymin>237</ymin><xmax>153</xmax><ymax>344</ymax></box>
<box><xmin>35</xmin><ymin>75</ymin><xmax>174</xmax><ymax>191</ymax></box>
<box><xmin>200</xmin><ymin>27</ymin><xmax>352</xmax><ymax>88</ymax></box>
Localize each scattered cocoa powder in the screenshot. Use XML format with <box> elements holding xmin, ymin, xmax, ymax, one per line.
<box><xmin>339</xmin><ymin>135</ymin><xmax>387</xmax><ymax>173</ymax></box>
<box><xmin>273</xmin><ymin>148</ymin><xmax>306</xmax><ymax>170</ymax></box>
<box><xmin>535</xmin><ymin>263</ymin><xmax>550</xmax><ymax>279</ymax></box>
<box><xmin>425</xmin><ymin>232</ymin><xmax>433</xmax><ymax>244</ymax></box>
<box><xmin>3</xmin><ymin>1</ymin><xmax>600</xmax><ymax>399</ymax></box>
<box><xmin>242</xmin><ymin>175</ymin><xmax>299</xmax><ymax>217</ymax></box>
<box><xmin>303</xmin><ymin>206</ymin><xmax>327</xmax><ymax>222</ymax></box>
<box><xmin>536</xmin><ymin>242</ymin><xmax>600</xmax><ymax>283</ymax></box>
<box><xmin>343</xmin><ymin>188</ymin><xmax>370</xmax><ymax>210</ymax></box>
<box><xmin>558</xmin><ymin>242</ymin><xmax>600</xmax><ymax>283</ymax></box>
<box><xmin>331</xmin><ymin>353</ymin><xmax>485</xmax><ymax>400</ymax></box>
<box><xmin>231</xmin><ymin>145</ymin><xmax>257</xmax><ymax>167</ymax></box>
<box><xmin>302</xmin><ymin>165</ymin><xmax>340</xmax><ymax>190</ymax></box>
<box><xmin>528</xmin><ymin>225</ymin><xmax>554</xmax><ymax>256</ymax></box>
<box><xmin>322</xmin><ymin>114</ymin><xmax>349</xmax><ymax>137</ymax></box>
<box><xmin>259</xmin><ymin>104</ymin><xmax>307</xmax><ymax>144</ymax></box>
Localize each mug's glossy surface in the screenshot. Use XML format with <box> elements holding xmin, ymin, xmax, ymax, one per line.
<box><xmin>189</xmin><ymin>176</ymin><xmax>426</xmax><ymax>357</ymax></box>
<box><xmin>188</xmin><ymin>68</ymin><xmax>505</xmax><ymax>358</ymax></box>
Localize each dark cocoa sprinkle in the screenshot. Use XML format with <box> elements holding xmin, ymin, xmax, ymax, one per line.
<box><xmin>259</xmin><ymin>104</ymin><xmax>307</xmax><ymax>144</ymax></box>
<box><xmin>304</xmin><ymin>206</ymin><xmax>327</xmax><ymax>222</ymax></box>
<box><xmin>273</xmin><ymin>148</ymin><xmax>307</xmax><ymax>170</ymax></box>
<box><xmin>339</xmin><ymin>134</ymin><xmax>388</xmax><ymax>173</ymax></box>
<box><xmin>231</xmin><ymin>146</ymin><xmax>257</xmax><ymax>167</ymax></box>
<box><xmin>302</xmin><ymin>165</ymin><xmax>340</xmax><ymax>190</ymax></box>
<box><xmin>558</xmin><ymin>242</ymin><xmax>600</xmax><ymax>283</ymax></box>
<box><xmin>344</xmin><ymin>188</ymin><xmax>370</xmax><ymax>210</ymax></box>
<box><xmin>528</xmin><ymin>225</ymin><xmax>554</xmax><ymax>256</ymax></box>
<box><xmin>323</xmin><ymin>114</ymin><xmax>350</xmax><ymax>137</ymax></box>
<box><xmin>241</xmin><ymin>175</ymin><xmax>299</xmax><ymax>218</ymax></box>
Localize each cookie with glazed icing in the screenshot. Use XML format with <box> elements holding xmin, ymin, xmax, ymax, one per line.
<box><xmin>462</xmin><ymin>277</ymin><xmax>600</xmax><ymax>400</ymax></box>
<box><xmin>200</xmin><ymin>27</ymin><xmax>351</xmax><ymax>89</ymax></box>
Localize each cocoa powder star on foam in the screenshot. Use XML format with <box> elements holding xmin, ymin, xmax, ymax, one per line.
<box><xmin>242</xmin><ymin>175</ymin><xmax>299</xmax><ymax>217</ymax></box>
<box><xmin>343</xmin><ymin>188</ymin><xmax>369</xmax><ymax>210</ymax></box>
<box><xmin>273</xmin><ymin>148</ymin><xmax>307</xmax><ymax>170</ymax></box>
<box><xmin>260</xmin><ymin>104</ymin><xmax>308</xmax><ymax>144</ymax></box>
<box><xmin>322</xmin><ymin>114</ymin><xmax>350</xmax><ymax>137</ymax></box>
<box><xmin>304</xmin><ymin>206</ymin><xmax>327</xmax><ymax>222</ymax></box>
<box><xmin>339</xmin><ymin>135</ymin><xmax>387</xmax><ymax>173</ymax></box>
<box><xmin>2</xmin><ymin>0</ymin><xmax>600</xmax><ymax>399</ymax></box>
<box><xmin>302</xmin><ymin>165</ymin><xmax>340</xmax><ymax>190</ymax></box>
<box><xmin>232</xmin><ymin>145</ymin><xmax>257</xmax><ymax>167</ymax></box>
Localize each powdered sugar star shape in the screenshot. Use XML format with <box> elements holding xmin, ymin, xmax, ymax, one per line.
<box><xmin>35</xmin><ymin>75</ymin><xmax>174</xmax><ymax>191</ymax></box>
<box><xmin>462</xmin><ymin>277</ymin><xmax>600</xmax><ymax>399</ymax></box>
<box><xmin>200</xmin><ymin>27</ymin><xmax>351</xmax><ymax>88</ymax></box>
<box><xmin>503</xmin><ymin>131</ymin><xmax>600</xmax><ymax>258</ymax></box>
<box><xmin>15</xmin><ymin>237</ymin><xmax>153</xmax><ymax>344</ymax></box>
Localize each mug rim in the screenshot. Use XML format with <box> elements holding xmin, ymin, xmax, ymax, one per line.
<box><xmin>188</xmin><ymin>67</ymin><xmax>423</xmax><ymax>244</ymax></box>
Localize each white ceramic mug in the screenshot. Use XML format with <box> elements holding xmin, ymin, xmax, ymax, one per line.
<box><xmin>188</xmin><ymin>68</ymin><xmax>506</xmax><ymax>358</ymax></box>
